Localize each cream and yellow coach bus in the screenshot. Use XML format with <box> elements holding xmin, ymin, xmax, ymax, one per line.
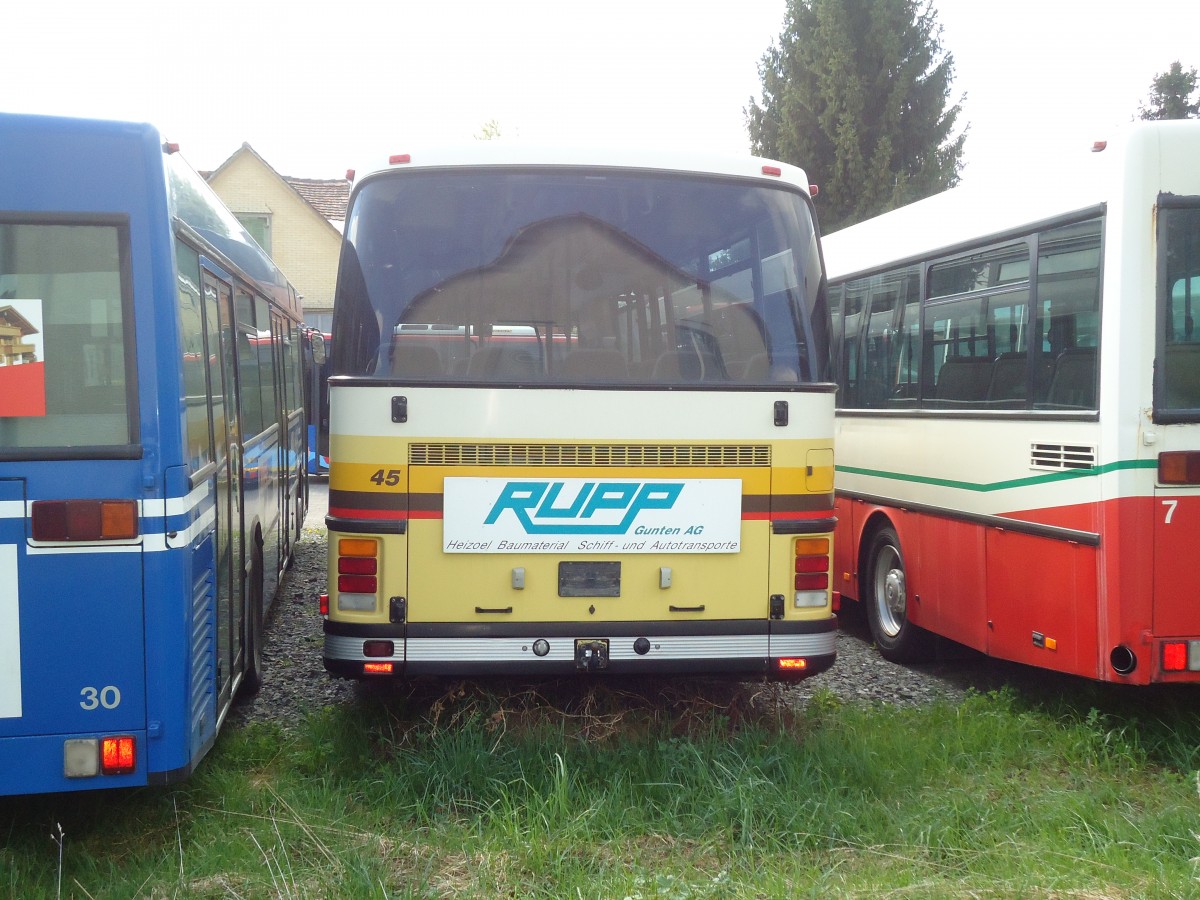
<box><xmin>321</xmin><ymin>147</ymin><xmax>837</xmax><ymax>681</ymax></box>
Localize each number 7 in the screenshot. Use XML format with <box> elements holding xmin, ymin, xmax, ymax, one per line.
<box><xmin>1163</xmin><ymin>499</ymin><xmax>1179</xmax><ymax>524</ymax></box>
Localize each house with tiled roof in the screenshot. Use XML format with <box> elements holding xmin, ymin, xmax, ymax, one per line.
<box><xmin>206</xmin><ymin>144</ymin><xmax>348</xmax><ymax>331</ymax></box>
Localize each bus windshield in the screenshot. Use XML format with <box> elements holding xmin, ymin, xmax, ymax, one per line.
<box><xmin>332</xmin><ymin>169</ymin><xmax>828</xmax><ymax>385</ymax></box>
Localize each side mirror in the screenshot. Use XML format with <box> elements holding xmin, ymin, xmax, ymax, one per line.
<box><xmin>310</xmin><ymin>331</ymin><xmax>327</xmax><ymax>365</ymax></box>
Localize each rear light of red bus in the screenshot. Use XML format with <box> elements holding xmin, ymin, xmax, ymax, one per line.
<box><xmin>336</xmin><ymin>538</ymin><xmax>379</xmax><ymax>612</ymax></box>
<box><xmin>1158</xmin><ymin>451</ymin><xmax>1200</xmax><ymax>485</ymax></box>
<box><xmin>1162</xmin><ymin>640</ymin><xmax>1200</xmax><ymax>672</ymax></box>
<box><xmin>31</xmin><ymin>499</ymin><xmax>138</xmax><ymax>541</ymax></box>
<box><xmin>793</xmin><ymin>537</ymin><xmax>830</xmax><ymax>607</ymax></box>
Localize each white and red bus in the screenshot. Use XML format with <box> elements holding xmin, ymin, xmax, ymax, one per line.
<box><xmin>824</xmin><ymin>120</ymin><xmax>1200</xmax><ymax>684</ymax></box>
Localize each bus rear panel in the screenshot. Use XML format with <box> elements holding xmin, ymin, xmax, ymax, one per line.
<box><xmin>323</xmin><ymin>152</ymin><xmax>837</xmax><ymax>681</ymax></box>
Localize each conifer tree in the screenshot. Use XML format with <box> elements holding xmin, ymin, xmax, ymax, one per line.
<box><xmin>747</xmin><ymin>0</ymin><xmax>966</xmax><ymax>231</ymax></box>
<box><xmin>1139</xmin><ymin>61</ymin><xmax>1199</xmax><ymax>121</ymax></box>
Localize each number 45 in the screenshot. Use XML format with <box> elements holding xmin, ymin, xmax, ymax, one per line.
<box><xmin>370</xmin><ymin>469</ymin><xmax>401</xmax><ymax>487</ymax></box>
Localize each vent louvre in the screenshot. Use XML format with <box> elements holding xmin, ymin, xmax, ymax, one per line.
<box><xmin>410</xmin><ymin>443</ymin><xmax>771</xmax><ymax>467</ymax></box>
<box><xmin>1030</xmin><ymin>443</ymin><xmax>1096</xmax><ymax>470</ymax></box>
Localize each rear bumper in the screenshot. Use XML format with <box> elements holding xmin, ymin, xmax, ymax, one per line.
<box><xmin>323</xmin><ymin>616</ymin><xmax>837</xmax><ymax>681</ymax></box>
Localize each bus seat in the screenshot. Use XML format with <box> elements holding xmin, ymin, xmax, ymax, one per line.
<box><xmin>390</xmin><ymin>344</ymin><xmax>443</xmax><ymax>377</ymax></box>
<box><xmin>1047</xmin><ymin>347</ymin><xmax>1097</xmax><ymax>408</ymax></box>
<box><xmin>935</xmin><ymin>356</ymin><xmax>992</xmax><ymax>401</ymax></box>
<box><xmin>560</xmin><ymin>349</ymin><xmax>627</xmax><ymax>381</ymax></box>
<box><xmin>987</xmin><ymin>352</ymin><xmax>1026</xmax><ymax>400</ymax></box>
<box><xmin>1164</xmin><ymin>343</ymin><xmax>1200</xmax><ymax>408</ymax></box>
<box><xmin>466</xmin><ymin>344</ymin><xmax>542</xmax><ymax>379</ymax></box>
<box><xmin>741</xmin><ymin>353</ymin><xmax>770</xmax><ymax>382</ymax></box>
<box><xmin>651</xmin><ymin>349</ymin><xmax>724</xmax><ymax>382</ymax></box>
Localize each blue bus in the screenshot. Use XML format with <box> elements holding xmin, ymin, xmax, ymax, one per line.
<box><xmin>0</xmin><ymin>112</ymin><xmax>309</xmax><ymax>795</ymax></box>
<box><xmin>303</xmin><ymin>329</ymin><xmax>330</xmax><ymax>476</ymax></box>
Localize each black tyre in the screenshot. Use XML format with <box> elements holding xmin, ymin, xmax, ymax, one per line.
<box><xmin>864</xmin><ymin>526</ymin><xmax>931</xmax><ymax>662</ymax></box>
<box><xmin>242</xmin><ymin>549</ymin><xmax>265</xmax><ymax>695</ymax></box>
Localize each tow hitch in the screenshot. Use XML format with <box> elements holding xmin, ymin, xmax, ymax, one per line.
<box><xmin>574</xmin><ymin>639</ymin><xmax>610</xmax><ymax>671</ymax></box>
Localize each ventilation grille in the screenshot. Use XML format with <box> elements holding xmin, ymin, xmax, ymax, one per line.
<box><xmin>1030</xmin><ymin>443</ymin><xmax>1096</xmax><ymax>470</ymax></box>
<box><xmin>410</xmin><ymin>443</ymin><xmax>771</xmax><ymax>467</ymax></box>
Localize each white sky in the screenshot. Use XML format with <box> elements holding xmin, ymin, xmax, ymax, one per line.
<box><xmin>2</xmin><ymin>0</ymin><xmax>1197</xmax><ymax>187</ymax></box>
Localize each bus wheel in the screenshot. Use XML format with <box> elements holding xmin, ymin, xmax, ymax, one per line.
<box><xmin>865</xmin><ymin>526</ymin><xmax>930</xmax><ymax>663</ymax></box>
<box><xmin>243</xmin><ymin>549</ymin><xmax>265</xmax><ymax>695</ymax></box>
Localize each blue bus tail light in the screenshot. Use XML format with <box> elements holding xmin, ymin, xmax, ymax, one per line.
<box><xmin>32</xmin><ymin>499</ymin><xmax>138</xmax><ymax>541</ymax></box>
<box><xmin>99</xmin><ymin>736</ymin><xmax>136</xmax><ymax>775</ymax></box>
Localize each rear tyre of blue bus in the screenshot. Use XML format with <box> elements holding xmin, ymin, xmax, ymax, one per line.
<box><xmin>865</xmin><ymin>526</ymin><xmax>932</xmax><ymax>663</ymax></box>
<box><xmin>243</xmin><ymin>548</ymin><xmax>265</xmax><ymax>695</ymax></box>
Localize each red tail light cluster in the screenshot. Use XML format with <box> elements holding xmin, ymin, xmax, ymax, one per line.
<box><xmin>32</xmin><ymin>499</ymin><xmax>138</xmax><ymax>541</ymax></box>
<box><xmin>336</xmin><ymin>538</ymin><xmax>379</xmax><ymax>612</ymax></box>
<box><xmin>793</xmin><ymin>537</ymin><xmax>830</xmax><ymax>607</ymax></box>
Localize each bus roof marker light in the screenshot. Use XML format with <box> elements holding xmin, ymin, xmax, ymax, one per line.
<box><xmin>809</xmin><ymin>184</ymin><xmax>820</xmax><ymax>197</ymax></box>
<box><xmin>761</xmin><ymin>165</ymin><xmax>782</xmax><ymax>177</ymax></box>
<box><xmin>1092</xmin><ymin>141</ymin><xmax>1107</xmax><ymax>152</ymax></box>
<box><xmin>389</xmin><ymin>154</ymin><xmax>412</xmax><ymax>165</ymax></box>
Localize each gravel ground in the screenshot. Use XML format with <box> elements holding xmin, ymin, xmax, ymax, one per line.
<box><xmin>230</xmin><ymin>481</ymin><xmax>991</xmax><ymax>730</ymax></box>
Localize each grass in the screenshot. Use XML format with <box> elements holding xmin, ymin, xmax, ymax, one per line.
<box><xmin>2</xmin><ymin>677</ymin><xmax>1199</xmax><ymax>898</ymax></box>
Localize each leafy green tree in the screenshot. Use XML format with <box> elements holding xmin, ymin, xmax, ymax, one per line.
<box><xmin>1139</xmin><ymin>61</ymin><xmax>1199</xmax><ymax>120</ymax></box>
<box><xmin>747</xmin><ymin>0</ymin><xmax>966</xmax><ymax>231</ymax></box>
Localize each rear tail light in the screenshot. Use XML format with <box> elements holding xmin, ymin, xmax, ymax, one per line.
<box><xmin>793</xmin><ymin>537</ymin><xmax>830</xmax><ymax>607</ymax></box>
<box><xmin>363</xmin><ymin>662</ymin><xmax>394</xmax><ymax>675</ymax></box>
<box><xmin>1162</xmin><ymin>640</ymin><xmax>1200</xmax><ymax>672</ymax></box>
<box><xmin>337</xmin><ymin>538</ymin><xmax>379</xmax><ymax>612</ymax></box>
<box><xmin>1158</xmin><ymin>451</ymin><xmax>1200</xmax><ymax>485</ymax></box>
<box><xmin>32</xmin><ymin>499</ymin><xmax>139</xmax><ymax>541</ymax></box>
<box><xmin>100</xmin><ymin>736</ymin><xmax>136</xmax><ymax>775</ymax></box>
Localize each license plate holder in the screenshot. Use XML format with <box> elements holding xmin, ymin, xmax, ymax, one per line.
<box><xmin>558</xmin><ymin>561</ymin><xmax>620</xmax><ymax>597</ymax></box>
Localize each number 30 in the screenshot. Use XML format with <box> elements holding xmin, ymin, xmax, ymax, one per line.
<box><xmin>80</xmin><ymin>686</ymin><xmax>121</xmax><ymax>710</ymax></box>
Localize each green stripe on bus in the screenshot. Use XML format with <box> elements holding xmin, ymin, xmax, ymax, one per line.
<box><xmin>835</xmin><ymin>458</ymin><xmax>1156</xmax><ymax>493</ymax></box>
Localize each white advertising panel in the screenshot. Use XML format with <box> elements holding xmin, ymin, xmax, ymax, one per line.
<box><xmin>0</xmin><ymin>545</ymin><xmax>21</xmax><ymax>718</ymax></box>
<box><xmin>443</xmin><ymin>477</ymin><xmax>742</xmax><ymax>553</ymax></box>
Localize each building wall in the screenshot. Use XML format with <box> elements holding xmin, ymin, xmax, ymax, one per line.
<box><xmin>207</xmin><ymin>152</ymin><xmax>340</xmax><ymax>325</ymax></box>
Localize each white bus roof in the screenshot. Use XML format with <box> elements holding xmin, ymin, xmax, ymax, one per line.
<box><xmin>349</xmin><ymin>143</ymin><xmax>815</xmax><ymax>196</ymax></box>
<box><xmin>822</xmin><ymin>119</ymin><xmax>1200</xmax><ymax>281</ymax></box>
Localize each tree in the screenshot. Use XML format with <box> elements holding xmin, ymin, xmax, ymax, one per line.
<box><xmin>747</xmin><ymin>0</ymin><xmax>966</xmax><ymax>232</ymax></box>
<box><xmin>1139</xmin><ymin>61</ymin><xmax>1199</xmax><ymax>120</ymax></box>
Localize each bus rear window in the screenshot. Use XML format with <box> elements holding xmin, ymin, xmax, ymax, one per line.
<box><xmin>0</xmin><ymin>220</ymin><xmax>134</xmax><ymax>453</ymax></box>
<box><xmin>332</xmin><ymin>170</ymin><xmax>827</xmax><ymax>386</ymax></box>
